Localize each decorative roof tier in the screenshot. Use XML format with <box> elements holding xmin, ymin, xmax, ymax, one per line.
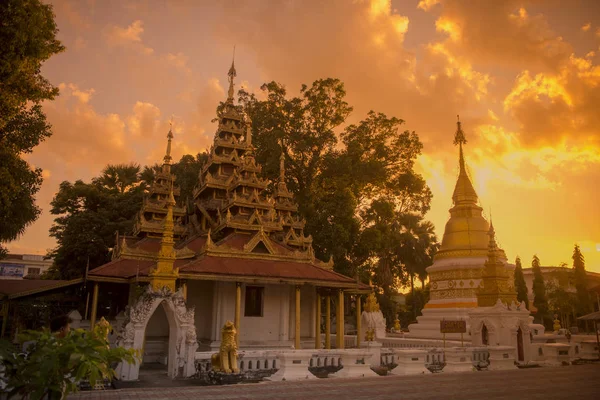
<box><xmin>435</xmin><ymin>116</ymin><xmax>492</xmax><ymax>261</ymax></box>
<box><xmin>188</xmin><ymin>64</ymin><xmax>313</xmax><ymax>254</ymax></box>
<box><xmin>476</xmin><ymin>221</ymin><xmax>517</xmax><ymax>307</ymax></box>
<box><xmin>132</xmin><ymin>127</ymin><xmax>186</xmax><ymax>239</ymax></box>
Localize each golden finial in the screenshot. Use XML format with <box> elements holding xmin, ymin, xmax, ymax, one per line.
<box><xmin>227</xmin><ymin>46</ymin><xmax>237</xmax><ymax>102</ymax></box>
<box><xmin>364</xmin><ymin>292</ymin><xmax>380</xmax><ymax>313</ymax></box>
<box><xmin>454</xmin><ymin>115</ymin><xmax>467</xmax><ymax>146</ymax></box>
<box><xmin>163</xmin><ymin>118</ymin><xmax>174</xmax><ymax>166</ymax></box>
<box><xmin>279</xmin><ymin>151</ymin><xmax>285</xmax><ymax>181</ymax></box>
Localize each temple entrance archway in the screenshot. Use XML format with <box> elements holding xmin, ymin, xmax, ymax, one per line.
<box><xmin>115</xmin><ymin>287</ymin><xmax>198</xmax><ymax>381</ymax></box>
<box><xmin>141</xmin><ymin>302</ymin><xmax>170</xmax><ymax>371</ymax></box>
<box><xmin>517</xmin><ymin>327</ymin><xmax>524</xmax><ymax>362</ymax></box>
<box><xmin>481</xmin><ymin>324</ymin><xmax>489</xmax><ymax>345</ymax></box>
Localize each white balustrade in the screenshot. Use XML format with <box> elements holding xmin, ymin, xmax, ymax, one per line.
<box><xmin>266</xmin><ymin>350</ymin><xmax>317</xmax><ymax>381</ymax></box>
<box><xmin>330</xmin><ymin>349</ymin><xmax>378</xmax><ymax>378</ymax></box>
<box><xmin>443</xmin><ymin>347</ymin><xmax>473</xmax><ymax>373</ymax></box>
<box><xmin>579</xmin><ymin>340</ymin><xmax>600</xmax><ymax>361</ymax></box>
<box><xmin>389</xmin><ymin>349</ymin><xmax>430</xmax><ymax>375</ymax></box>
<box><xmin>541</xmin><ymin>343</ymin><xmax>571</xmax><ymax>366</ymax></box>
<box><xmin>487</xmin><ymin>346</ymin><xmax>516</xmax><ymax>370</ymax></box>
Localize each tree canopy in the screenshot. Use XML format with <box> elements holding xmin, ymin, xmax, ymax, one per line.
<box><xmin>46</xmin><ymin>156</ymin><xmax>205</xmax><ymax>279</ymax></box>
<box><xmin>0</xmin><ymin>0</ymin><xmax>65</xmax><ymax>257</ymax></box>
<box><xmin>239</xmin><ymin>79</ymin><xmax>437</xmax><ymax>323</ymax></box>
<box><xmin>514</xmin><ymin>256</ymin><xmax>529</xmax><ymax>310</ymax></box>
<box><xmin>531</xmin><ymin>255</ymin><xmax>549</xmax><ymax>325</ymax></box>
<box><xmin>572</xmin><ymin>244</ymin><xmax>591</xmax><ymax>317</ymax></box>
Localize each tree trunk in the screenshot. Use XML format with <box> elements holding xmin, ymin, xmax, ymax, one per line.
<box><xmin>410</xmin><ymin>273</ymin><xmax>415</xmax><ymax>320</ymax></box>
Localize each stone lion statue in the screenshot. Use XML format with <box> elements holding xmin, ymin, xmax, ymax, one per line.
<box><xmin>211</xmin><ymin>321</ymin><xmax>239</xmax><ymax>374</ymax></box>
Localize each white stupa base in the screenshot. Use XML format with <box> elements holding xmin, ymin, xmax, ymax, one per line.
<box><xmin>407</xmin><ymin>305</ymin><xmax>474</xmax><ymax>341</ymax></box>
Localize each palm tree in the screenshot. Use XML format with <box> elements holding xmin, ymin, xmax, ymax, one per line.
<box><xmin>397</xmin><ymin>214</ymin><xmax>438</xmax><ymax>319</ymax></box>
<box><xmin>95</xmin><ymin>163</ymin><xmax>142</xmax><ymax>193</ymax></box>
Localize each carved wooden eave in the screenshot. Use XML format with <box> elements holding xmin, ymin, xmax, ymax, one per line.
<box><xmin>315</xmin><ymin>255</ymin><xmax>335</xmax><ymax>271</ymax></box>
<box><xmin>243</xmin><ymin>228</ymin><xmax>277</xmax><ymax>255</ymax></box>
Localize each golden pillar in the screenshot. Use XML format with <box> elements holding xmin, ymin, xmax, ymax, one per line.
<box><xmin>90</xmin><ymin>282</ymin><xmax>99</xmax><ymax>330</ymax></box>
<box><xmin>325</xmin><ymin>294</ymin><xmax>331</xmax><ymax>349</ymax></box>
<box><xmin>315</xmin><ymin>292</ymin><xmax>321</xmax><ymax>349</ymax></box>
<box><xmin>181</xmin><ymin>280</ymin><xmax>188</xmax><ymax>301</ymax></box>
<box><xmin>295</xmin><ymin>285</ymin><xmax>301</xmax><ymax>349</ymax></box>
<box><xmin>356</xmin><ymin>295</ymin><xmax>361</xmax><ymax>348</ymax></box>
<box><xmin>336</xmin><ymin>289</ymin><xmax>345</xmax><ymax>349</ymax></box>
<box><xmin>235</xmin><ymin>282</ymin><xmax>241</xmax><ymax>347</ymax></box>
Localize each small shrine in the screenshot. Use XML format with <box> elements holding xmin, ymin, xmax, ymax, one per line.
<box><xmin>469</xmin><ymin>223</ymin><xmax>533</xmax><ymax>363</ymax></box>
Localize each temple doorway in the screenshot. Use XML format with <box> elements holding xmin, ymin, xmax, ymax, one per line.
<box><xmin>481</xmin><ymin>324</ymin><xmax>489</xmax><ymax>345</ymax></box>
<box><xmin>517</xmin><ymin>327</ymin><xmax>524</xmax><ymax>362</ymax></box>
<box><xmin>141</xmin><ymin>303</ymin><xmax>170</xmax><ymax>373</ymax></box>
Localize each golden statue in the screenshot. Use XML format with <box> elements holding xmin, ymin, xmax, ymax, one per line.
<box><xmin>365</xmin><ymin>328</ymin><xmax>375</xmax><ymax>342</ymax></box>
<box><xmin>93</xmin><ymin>317</ymin><xmax>112</xmax><ymax>350</ymax></box>
<box><xmin>364</xmin><ymin>292</ymin><xmax>380</xmax><ymax>313</ymax></box>
<box><xmin>393</xmin><ymin>317</ymin><xmax>400</xmax><ymax>332</ymax></box>
<box><xmin>211</xmin><ymin>321</ymin><xmax>239</xmax><ymax>374</ymax></box>
<box><xmin>553</xmin><ymin>315</ymin><xmax>561</xmax><ymax>332</ymax></box>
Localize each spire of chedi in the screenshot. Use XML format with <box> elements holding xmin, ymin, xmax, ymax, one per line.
<box><xmin>435</xmin><ymin>116</ymin><xmax>491</xmax><ymax>261</ymax></box>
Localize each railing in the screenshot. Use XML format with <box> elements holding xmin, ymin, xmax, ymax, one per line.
<box><xmin>320</xmin><ymin>334</ymin><xmax>358</xmax><ymax>349</ymax></box>
<box><xmin>195</xmin><ymin>349</ymin><xmax>345</xmax><ymax>374</ymax></box>
<box><xmin>378</xmin><ymin>337</ymin><xmax>463</xmax><ymax>349</ymax></box>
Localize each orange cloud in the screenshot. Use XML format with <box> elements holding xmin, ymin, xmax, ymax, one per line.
<box><xmin>105</xmin><ymin>20</ymin><xmax>154</xmax><ymax>55</ymax></box>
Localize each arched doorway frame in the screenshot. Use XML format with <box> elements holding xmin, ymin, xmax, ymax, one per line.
<box><xmin>116</xmin><ymin>287</ymin><xmax>197</xmax><ymax>381</ymax></box>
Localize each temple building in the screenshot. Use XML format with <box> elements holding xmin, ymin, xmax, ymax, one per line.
<box><xmin>86</xmin><ymin>62</ymin><xmax>368</xmax><ymax>380</ymax></box>
<box><xmin>407</xmin><ymin>117</ymin><xmax>515</xmax><ymax>340</ymax></box>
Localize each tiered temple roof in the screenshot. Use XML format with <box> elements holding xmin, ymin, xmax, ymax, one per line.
<box><xmin>92</xmin><ymin>63</ymin><xmax>358</xmax><ymax>289</ymax></box>
<box><xmin>132</xmin><ymin>127</ymin><xmax>186</xmax><ymax>239</ymax></box>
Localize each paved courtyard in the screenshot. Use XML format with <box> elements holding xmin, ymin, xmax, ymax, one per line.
<box><xmin>70</xmin><ymin>364</ymin><xmax>600</xmax><ymax>399</ymax></box>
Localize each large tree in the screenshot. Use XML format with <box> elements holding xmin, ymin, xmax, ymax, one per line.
<box><xmin>572</xmin><ymin>244</ymin><xmax>591</xmax><ymax>318</ymax></box>
<box><xmin>238</xmin><ymin>79</ymin><xmax>436</xmax><ymax>314</ymax></box>
<box><xmin>47</xmin><ymin>156</ymin><xmax>205</xmax><ymax>279</ymax></box>
<box><xmin>514</xmin><ymin>256</ymin><xmax>529</xmax><ymax>310</ymax></box>
<box><xmin>46</xmin><ymin>164</ymin><xmax>148</xmax><ymax>279</ymax></box>
<box><xmin>0</xmin><ymin>0</ymin><xmax>65</xmax><ymax>257</ymax></box>
<box><xmin>531</xmin><ymin>255</ymin><xmax>549</xmax><ymax>326</ymax></box>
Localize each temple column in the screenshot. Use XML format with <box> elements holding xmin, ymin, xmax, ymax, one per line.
<box><xmin>325</xmin><ymin>294</ymin><xmax>331</xmax><ymax>349</ymax></box>
<box><xmin>235</xmin><ymin>282</ymin><xmax>241</xmax><ymax>347</ymax></box>
<box><xmin>336</xmin><ymin>289</ymin><xmax>345</xmax><ymax>349</ymax></box>
<box><xmin>295</xmin><ymin>286</ymin><xmax>301</xmax><ymax>349</ymax></box>
<box><xmin>315</xmin><ymin>291</ymin><xmax>321</xmax><ymax>349</ymax></box>
<box><xmin>356</xmin><ymin>295</ymin><xmax>361</xmax><ymax>348</ymax></box>
<box><xmin>181</xmin><ymin>280</ymin><xmax>188</xmax><ymax>301</ymax></box>
<box><xmin>90</xmin><ymin>282</ymin><xmax>99</xmax><ymax>330</ymax></box>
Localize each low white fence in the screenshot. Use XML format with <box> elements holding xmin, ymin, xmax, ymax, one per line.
<box><xmin>195</xmin><ymin>350</ymin><xmax>344</xmax><ymax>374</ymax></box>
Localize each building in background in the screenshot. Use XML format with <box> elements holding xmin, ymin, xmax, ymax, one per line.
<box><xmin>522</xmin><ymin>266</ymin><xmax>600</xmax><ymax>312</ymax></box>
<box><xmin>0</xmin><ymin>254</ymin><xmax>53</xmax><ymax>280</ymax></box>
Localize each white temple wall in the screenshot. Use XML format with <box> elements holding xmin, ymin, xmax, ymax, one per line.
<box><xmin>186</xmin><ymin>280</ymin><xmax>214</xmax><ymax>340</ymax></box>
<box><xmin>241</xmin><ymin>284</ymin><xmax>288</xmax><ymax>342</ymax></box>
<box><xmin>211</xmin><ymin>281</ymin><xmax>303</xmax><ymax>344</ymax></box>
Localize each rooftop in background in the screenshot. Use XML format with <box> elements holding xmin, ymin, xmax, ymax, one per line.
<box><xmin>0</xmin><ymin>254</ymin><xmax>53</xmax><ymax>280</ymax></box>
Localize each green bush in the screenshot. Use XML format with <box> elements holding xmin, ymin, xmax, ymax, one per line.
<box><xmin>0</xmin><ymin>325</ymin><xmax>138</xmax><ymax>399</ymax></box>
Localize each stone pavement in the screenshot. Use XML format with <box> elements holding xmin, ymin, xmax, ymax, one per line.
<box><xmin>70</xmin><ymin>364</ymin><xmax>600</xmax><ymax>399</ymax></box>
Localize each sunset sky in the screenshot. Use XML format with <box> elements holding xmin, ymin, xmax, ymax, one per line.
<box><xmin>9</xmin><ymin>0</ymin><xmax>600</xmax><ymax>273</ymax></box>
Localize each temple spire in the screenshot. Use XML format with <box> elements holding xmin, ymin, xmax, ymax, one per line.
<box><xmin>163</xmin><ymin>118</ymin><xmax>174</xmax><ymax>168</ymax></box>
<box><xmin>451</xmin><ymin>115</ymin><xmax>479</xmax><ymax>205</ymax></box>
<box><xmin>149</xmin><ymin>179</ymin><xmax>178</xmax><ymax>292</ymax></box>
<box><xmin>227</xmin><ymin>46</ymin><xmax>237</xmax><ymax>102</ymax></box>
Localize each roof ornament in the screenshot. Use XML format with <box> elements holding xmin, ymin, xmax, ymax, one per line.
<box><xmin>451</xmin><ymin>115</ymin><xmax>479</xmax><ymax>205</ymax></box>
<box><xmin>163</xmin><ymin>116</ymin><xmax>174</xmax><ymax>167</ymax></box>
<box><xmin>279</xmin><ymin>151</ymin><xmax>285</xmax><ymax>181</ymax></box>
<box><xmin>227</xmin><ymin>46</ymin><xmax>237</xmax><ymax>102</ymax></box>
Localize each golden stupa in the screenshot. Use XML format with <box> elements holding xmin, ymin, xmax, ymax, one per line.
<box><xmin>407</xmin><ymin>116</ymin><xmax>514</xmax><ymax>339</ymax></box>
